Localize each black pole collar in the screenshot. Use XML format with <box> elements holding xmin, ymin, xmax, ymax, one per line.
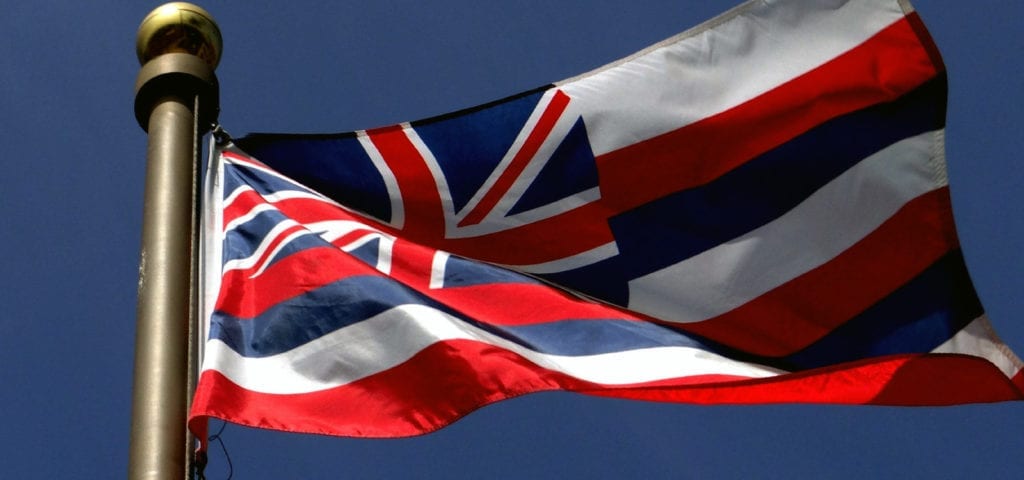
<box><xmin>134</xmin><ymin>52</ymin><xmax>219</xmax><ymax>132</ymax></box>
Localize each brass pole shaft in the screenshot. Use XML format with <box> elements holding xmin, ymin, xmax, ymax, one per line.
<box><xmin>130</xmin><ymin>4</ymin><xmax>220</xmax><ymax>477</ymax></box>
<box><xmin>129</xmin><ymin>95</ymin><xmax>198</xmax><ymax>480</ymax></box>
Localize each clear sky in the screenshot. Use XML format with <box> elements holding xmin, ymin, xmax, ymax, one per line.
<box><xmin>1</xmin><ymin>1</ymin><xmax>1021</xmax><ymax>478</ymax></box>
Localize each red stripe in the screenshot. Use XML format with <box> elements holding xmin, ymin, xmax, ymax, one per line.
<box><xmin>386</xmin><ymin>239</ymin><xmax>438</xmax><ymax>291</ymax></box>
<box><xmin>596</xmin><ymin>15</ymin><xmax>942</xmax><ymax>213</ymax></box>
<box><xmin>190</xmin><ymin>345</ymin><xmax>1021</xmax><ymax>443</ymax></box>
<box><xmin>366</xmin><ymin>126</ymin><xmax>446</xmax><ymax>237</ymax></box>
<box><xmin>191</xmin><ymin>340</ymin><xmax>583</xmax><ymax>439</ymax></box>
<box><xmin>189</xmin><ymin>339</ymin><xmax>753</xmax><ymax>440</ymax></box>
<box><xmin>216</xmin><ymin>231</ymin><xmax>635</xmax><ymax>323</ymax></box>
<box><xmin>679</xmin><ymin>187</ymin><xmax>959</xmax><ymax>356</ymax></box>
<box><xmin>268</xmin><ymin>196</ymin><xmax>354</xmax><ymax>225</ymax></box>
<box><xmin>591</xmin><ymin>354</ymin><xmax>1023</xmax><ymax>406</ymax></box>
<box><xmin>458</xmin><ymin>90</ymin><xmax>572</xmax><ymax>227</ymax></box>
<box><xmin>222</xmin><ymin>188</ymin><xmax>279</xmax><ymax>229</ymax></box>
<box><xmin>215</xmin><ymin>245</ymin><xmax>378</xmax><ymax>318</ymax></box>
<box><xmin>904</xmin><ymin>10</ymin><xmax>945</xmax><ymax>72</ymax></box>
<box><xmin>860</xmin><ymin>355</ymin><xmax>1023</xmax><ymax>405</ymax></box>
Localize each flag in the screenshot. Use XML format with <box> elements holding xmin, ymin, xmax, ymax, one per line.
<box><xmin>190</xmin><ymin>0</ymin><xmax>1024</xmax><ymax>445</ymax></box>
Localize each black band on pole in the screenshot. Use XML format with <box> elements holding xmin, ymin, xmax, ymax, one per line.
<box><xmin>134</xmin><ymin>53</ymin><xmax>219</xmax><ymax>133</ymax></box>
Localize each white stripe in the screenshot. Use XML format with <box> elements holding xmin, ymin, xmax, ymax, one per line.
<box><xmin>202</xmin><ymin>304</ymin><xmax>782</xmax><ymax>395</ymax></box>
<box><xmin>430</xmin><ymin>251</ymin><xmax>450</xmax><ymax>289</ymax></box>
<box><xmin>560</xmin><ymin>0</ymin><xmax>906</xmax><ymax>155</ymax></box>
<box><xmin>199</xmin><ymin>144</ymin><xmax>228</xmax><ymax>369</ymax></box>
<box><xmin>356</xmin><ymin>131</ymin><xmax>405</xmax><ymax>229</ymax></box>
<box><xmin>628</xmin><ymin>130</ymin><xmax>947</xmax><ymax>323</ymax></box>
<box><xmin>375</xmin><ymin>236</ymin><xmax>393</xmax><ymax>275</ymax></box>
<box><xmin>932</xmin><ymin>315</ymin><xmax>1024</xmax><ymax>379</ymax></box>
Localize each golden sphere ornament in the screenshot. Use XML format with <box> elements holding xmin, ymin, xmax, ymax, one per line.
<box><xmin>136</xmin><ymin>3</ymin><xmax>222</xmax><ymax>68</ymax></box>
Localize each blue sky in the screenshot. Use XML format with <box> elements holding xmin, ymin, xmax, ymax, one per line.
<box><xmin>1</xmin><ymin>1</ymin><xmax>1021</xmax><ymax>478</ymax></box>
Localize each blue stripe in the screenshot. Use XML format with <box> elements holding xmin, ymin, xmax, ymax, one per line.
<box><xmin>502</xmin><ymin>318</ymin><xmax>710</xmax><ymax>356</ymax></box>
<box><xmin>442</xmin><ymin>254</ymin><xmax>542</xmax><ymax>287</ymax></box>
<box><xmin>781</xmin><ymin>250</ymin><xmax>982</xmax><ymax>369</ymax></box>
<box><xmin>234</xmin><ymin>134</ymin><xmax>393</xmax><ymax>222</ymax></box>
<box><xmin>210</xmin><ymin>250</ymin><xmax>980</xmax><ymax>371</ymax></box>
<box><xmin>212</xmin><ymin>275</ymin><xmax>447</xmax><ymax>358</ymax></box>
<box><xmin>542</xmin><ymin>76</ymin><xmax>947</xmax><ymax>305</ymax></box>
<box><xmin>211</xmin><ymin>273</ymin><xmax>722</xmax><ymax>359</ymax></box>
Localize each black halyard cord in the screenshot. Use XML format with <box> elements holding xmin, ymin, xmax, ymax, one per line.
<box><xmin>195</xmin><ymin>420</ymin><xmax>233</xmax><ymax>480</ymax></box>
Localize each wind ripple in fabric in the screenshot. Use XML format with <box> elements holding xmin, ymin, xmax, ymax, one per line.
<box><xmin>223</xmin><ymin>157</ymin><xmax>319</xmax><ymax>202</ymax></box>
<box><xmin>209</xmin><ymin>275</ymin><xmax>731</xmax><ymax>360</ymax></box>
<box><xmin>208</xmin><ymin>247</ymin><xmax>982</xmax><ymax>371</ymax></box>
<box><xmin>221</xmin><ymin>209</ymin><xmax>311</xmax><ymax>267</ymax></box>
<box><xmin>544</xmin><ymin>76</ymin><xmax>946</xmax><ymax>305</ymax></box>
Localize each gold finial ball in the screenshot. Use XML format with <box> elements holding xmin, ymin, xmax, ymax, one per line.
<box><xmin>136</xmin><ymin>3</ymin><xmax>222</xmax><ymax>68</ymax></box>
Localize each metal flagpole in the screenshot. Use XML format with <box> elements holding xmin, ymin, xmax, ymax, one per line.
<box><xmin>129</xmin><ymin>4</ymin><xmax>220</xmax><ymax>479</ymax></box>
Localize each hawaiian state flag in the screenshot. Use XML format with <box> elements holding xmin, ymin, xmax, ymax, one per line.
<box><xmin>190</xmin><ymin>0</ymin><xmax>1024</xmax><ymax>445</ymax></box>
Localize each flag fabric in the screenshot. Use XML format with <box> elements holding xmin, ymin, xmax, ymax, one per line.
<box><xmin>189</xmin><ymin>0</ymin><xmax>1024</xmax><ymax>445</ymax></box>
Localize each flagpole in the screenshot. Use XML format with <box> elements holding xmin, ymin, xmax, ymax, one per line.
<box><xmin>130</xmin><ymin>4</ymin><xmax>220</xmax><ymax>479</ymax></box>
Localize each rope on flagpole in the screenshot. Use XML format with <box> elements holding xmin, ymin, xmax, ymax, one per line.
<box><xmin>195</xmin><ymin>421</ymin><xmax>233</xmax><ymax>480</ymax></box>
